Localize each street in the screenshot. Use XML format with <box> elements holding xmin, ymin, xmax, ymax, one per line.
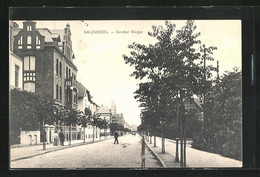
<box><xmin>11</xmin><ymin>134</ymin><xmax>161</xmax><ymax>168</ymax></box>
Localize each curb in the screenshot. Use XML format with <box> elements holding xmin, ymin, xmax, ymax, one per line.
<box><xmin>143</xmin><ymin>140</ymin><xmax>167</xmax><ymax>168</ymax></box>
<box><xmin>138</xmin><ymin>134</ymin><xmax>167</xmax><ymax>168</ymax></box>
<box><xmin>11</xmin><ymin>137</ymin><xmax>113</xmax><ymax>162</ymax></box>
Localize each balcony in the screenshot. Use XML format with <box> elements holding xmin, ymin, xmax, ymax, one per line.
<box><xmin>65</xmin><ymin>77</ymin><xmax>77</xmax><ymax>88</ymax></box>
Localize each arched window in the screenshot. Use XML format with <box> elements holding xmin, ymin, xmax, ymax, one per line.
<box><xmin>27</xmin><ymin>36</ymin><xmax>32</xmax><ymax>49</ymax></box>
<box><xmin>60</xmin><ymin>62</ymin><xmax>62</xmax><ymax>77</ymax></box>
<box><xmin>18</xmin><ymin>36</ymin><xmax>23</xmax><ymax>49</ymax></box>
<box><xmin>56</xmin><ymin>85</ymin><xmax>59</xmax><ymax>100</ymax></box>
<box><xmin>36</xmin><ymin>36</ymin><xmax>41</xmax><ymax>49</ymax></box>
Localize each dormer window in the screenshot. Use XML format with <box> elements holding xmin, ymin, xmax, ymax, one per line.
<box><xmin>27</xmin><ymin>26</ymin><xmax>32</xmax><ymax>31</ymax></box>
<box><xmin>18</xmin><ymin>36</ymin><xmax>23</xmax><ymax>49</ymax></box>
<box><xmin>27</xmin><ymin>36</ymin><xmax>32</xmax><ymax>49</ymax></box>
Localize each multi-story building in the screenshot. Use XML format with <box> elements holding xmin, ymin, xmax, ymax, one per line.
<box><xmin>77</xmin><ymin>81</ymin><xmax>99</xmax><ymax>140</ymax></box>
<box><xmin>9</xmin><ymin>21</ymin><xmax>23</xmax><ymax>90</ymax></box>
<box><xmin>12</xmin><ymin>20</ymin><xmax>79</xmax><ymax>143</ymax></box>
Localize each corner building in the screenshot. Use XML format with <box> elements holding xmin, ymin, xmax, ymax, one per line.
<box><xmin>12</xmin><ymin>21</ymin><xmax>79</xmax><ymax>143</ymax></box>
<box><xmin>12</xmin><ymin>21</ymin><xmax>78</xmax><ymax>109</ymax></box>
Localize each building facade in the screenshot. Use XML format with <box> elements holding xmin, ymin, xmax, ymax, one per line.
<box><xmin>12</xmin><ymin>21</ymin><xmax>79</xmax><ymax>144</ymax></box>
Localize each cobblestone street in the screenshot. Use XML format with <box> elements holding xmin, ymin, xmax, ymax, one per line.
<box><xmin>11</xmin><ymin>134</ymin><xmax>161</xmax><ymax>168</ymax></box>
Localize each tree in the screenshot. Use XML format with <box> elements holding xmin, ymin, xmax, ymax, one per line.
<box><xmin>192</xmin><ymin>68</ymin><xmax>242</xmax><ymax>160</ymax></box>
<box><xmin>62</xmin><ymin>107</ymin><xmax>80</xmax><ymax>145</ymax></box>
<box><xmin>123</xmin><ymin>20</ymin><xmax>217</xmax><ymax>166</ymax></box>
<box><xmin>10</xmin><ymin>88</ymin><xmax>57</xmax><ymax>144</ymax></box>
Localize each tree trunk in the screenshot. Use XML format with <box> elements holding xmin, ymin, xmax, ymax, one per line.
<box><xmin>69</xmin><ymin>124</ymin><xmax>72</xmax><ymax>145</ymax></box>
<box><xmin>83</xmin><ymin>127</ymin><xmax>86</xmax><ymax>143</ymax></box>
<box><xmin>161</xmin><ymin>123</ymin><xmax>165</xmax><ymax>153</ymax></box>
<box><xmin>93</xmin><ymin>126</ymin><xmax>95</xmax><ymax>141</ymax></box>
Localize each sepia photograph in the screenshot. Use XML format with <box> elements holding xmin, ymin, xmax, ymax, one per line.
<box><xmin>9</xmin><ymin>19</ymin><xmax>242</xmax><ymax>168</ymax></box>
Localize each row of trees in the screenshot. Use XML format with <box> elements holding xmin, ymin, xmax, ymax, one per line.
<box><xmin>10</xmin><ymin>88</ymin><xmax>110</xmax><ymax>145</ymax></box>
<box><xmin>124</xmin><ymin>20</ymin><xmax>242</xmax><ymax>164</ymax></box>
<box><xmin>124</xmin><ymin>20</ymin><xmax>217</xmax><ymax>167</ymax></box>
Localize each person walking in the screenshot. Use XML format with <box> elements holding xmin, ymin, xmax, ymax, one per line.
<box><xmin>114</xmin><ymin>131</ymin><xmax>119</xmax><ymax>144</ymax></box>
<box><xmin>59</xmin><ymin>130</ymin><xmax>65</xmax><ymax>146</ymax></box>
<box><xmin>53</xmin><ymin>130</ymin><xmax>58</xmax><ymax>146</ymax></box>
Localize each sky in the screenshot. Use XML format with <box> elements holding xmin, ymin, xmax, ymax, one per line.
<box><xmin>14</xmin><ymin>20</ymin><xmax>241</xmax><ymax>126</ymax></box>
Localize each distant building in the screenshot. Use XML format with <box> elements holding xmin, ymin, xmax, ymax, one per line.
<box><xmin>183</xmin><ymin>97</ymin><xmax>203</xmax><ymax>121</ymax></box>
<box><xmin>77</xmin><ymin>81</ymin><xmax>99</xmax><ymax>140</ymax></box>
<box><xmin>96</xmin><ymin>106</ymin><xmax>112</xmax><ymax>124</ymax></box>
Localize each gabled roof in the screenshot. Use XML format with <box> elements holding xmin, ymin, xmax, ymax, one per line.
<box><xmin>184</xmin><ymin>97</ymin><xmax>203</xmax><ymax>110</ymax></box>
<box><xmin>77</xmin><ymin>81</ymin><xmax>87</xmax><ymax>98</ymax></box>
<box><xmin>96</xmin><ymin>106</ymin><xmax>111</xmax><ymax>115</ymax></box>
<box><xmin>193</xmin><ymin>98</ymin><xmax>203</xmax><ymax>109</ymax></box>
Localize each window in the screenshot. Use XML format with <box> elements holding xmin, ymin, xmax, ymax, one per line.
<box><xmin>66</xmin><ymin>67</ymin><xmax>68</xmax><ymax>79</ymax></box>
<box><xmin>27</xmin><ymin>26</ymin><xmax>32</xmax><ymax>31</ymax></box>
<box><xmin>27</xmin><ymin>36</ymin><xmax>32</xmax><ymax>49</ymax></box>
<box><xmin>72</xmin><ymin>73</ymin><xmax>74</xmax><ymax>80</ymax></box>
<box><xmin>69</xmin><ymin>69</ymin><xmax>71</xmax><ymax>79</ymax></box>
<box><xmin>36</xmin><ymin>36</ymin><xmax>41</xmax><ymax>49</ymax></box>
<box><xmin>24</xmin><ymin>56</ymin><xmax>35</xmax><ymax>71</ymax></box>
<box><xmin>15</xmin><ymin>65</ymin><xmax>19</xmax><ymax>87</ymax></box>
<box><xmin>74</xmin><ymin>75</ymin><xmax>76</xmax><ymax>81</ymax></box>
<box><xmin>56</xmin><ymin>59</ymin><xmax>59</xmax><ymax>75</ymax></box>
<box><xmin>60</xmin><ymin>86</ymin><xmax>62</xmax><ymax>101</ymax></box>
<box><xmin>56</xmin><ymin>85</ymin><xmax>59</xmax><ymax>100</ymax></box>
<box><xmin>18</xmin><ymin>36</ymin><xmax>23</xmax><ymax>49</ymax></box>
<box><xmin>23</xmin><ymin>72</ymin><xmax>35</xmax><ymax>82</ymax></box>
<box><xmin>60</xmin><ymin>62</ymin><xmax>62</xmax><ymax>77</ymax></box>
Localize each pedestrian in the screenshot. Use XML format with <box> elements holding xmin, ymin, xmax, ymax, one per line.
<box><xmin>114</xmin><ymin>131</ymin><xmax>119</xmax><ymax>144</ymax></box>
<box><xmin>53</xmin><ymin>130</ymin><xmax>58</xmax><ymax>146</ymax></box>
<box><xmin>59</xmin><ymin>130</ymin><xmax>65</xmax><ymax>146</ymax></box>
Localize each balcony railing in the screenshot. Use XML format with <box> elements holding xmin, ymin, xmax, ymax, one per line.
<box><xmin>65</xmin><ymin>77</ymin><xmax>77</xmax><ymax>88</ymax></box>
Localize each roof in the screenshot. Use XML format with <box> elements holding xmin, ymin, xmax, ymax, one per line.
<box><xmin>193</xmin><ymin>98</ymin><xmax>203</xmax><ymax>109</ymax></box>
<box><xmin>184</xmin><ymin>97</ymin><xmax>203</xmax><ymax>110</ymax></box>
<box><xmin>77</xmin><ymin>81</ymin><xmax>87</xmax><ymax>98</ymax></box>
<box><xmin>96</xmin><ymin>106</ymin><xmax>111</xmax><ymax>115</ymax></box>
<box><xmin>12</xmin><ymin>28</ymin><xmax>21</xmax><ymax>36</ymax></box>
<box><xmin>37</xmin><ymin>29</ymin><xmax>54</xmax><ymax>42</ymax></box>
<box><xmin>51</xmin><ymin>29</ymin><xmax>65</xmax><ymax>42</ymax></box>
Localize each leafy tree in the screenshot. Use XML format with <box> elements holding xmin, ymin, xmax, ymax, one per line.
<box><xmin>10</xmin><ymin>88</ymin><xmax>57</xmax><ymax>144</ymax></box>
<box><xmin>192</xmin><ymin>68</ymin><xmax>242</xmax><ymax>160</ymax></box>
<box><xmin>123</xmin><ymin>20</ymin><xmax>217</xmax><ymax>165</ymax></box>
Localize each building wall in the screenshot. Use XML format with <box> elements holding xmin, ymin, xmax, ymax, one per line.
<box><xmin>20</xmin><ymin>131</ymin><xmax>40</xmax><ymax>145</ymax></box>
<box><xmin>9</xmin><ymin>52</ymin><xmax>23</xmax><ymax>89</ymax></box>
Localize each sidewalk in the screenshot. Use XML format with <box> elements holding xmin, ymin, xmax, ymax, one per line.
<box><xmin>144</xmin><ymin>136</ymin><xmax>242</xmax><ymax>168</ymax></box>
<box><xmin>10</xmin><ymin>136</ymin><xmax>112</xmax><ymax>162</ymax></box>
<box><xmin>143</xmin><ymin>137</ymin><xmax>180</xmax><ymax>168</ymax></box>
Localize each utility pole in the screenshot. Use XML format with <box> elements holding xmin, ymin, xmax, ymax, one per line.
<box><xmin>203</xmin><ymin>48</ymin><xmax>207</xmax><ymax>143</ymax></box>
